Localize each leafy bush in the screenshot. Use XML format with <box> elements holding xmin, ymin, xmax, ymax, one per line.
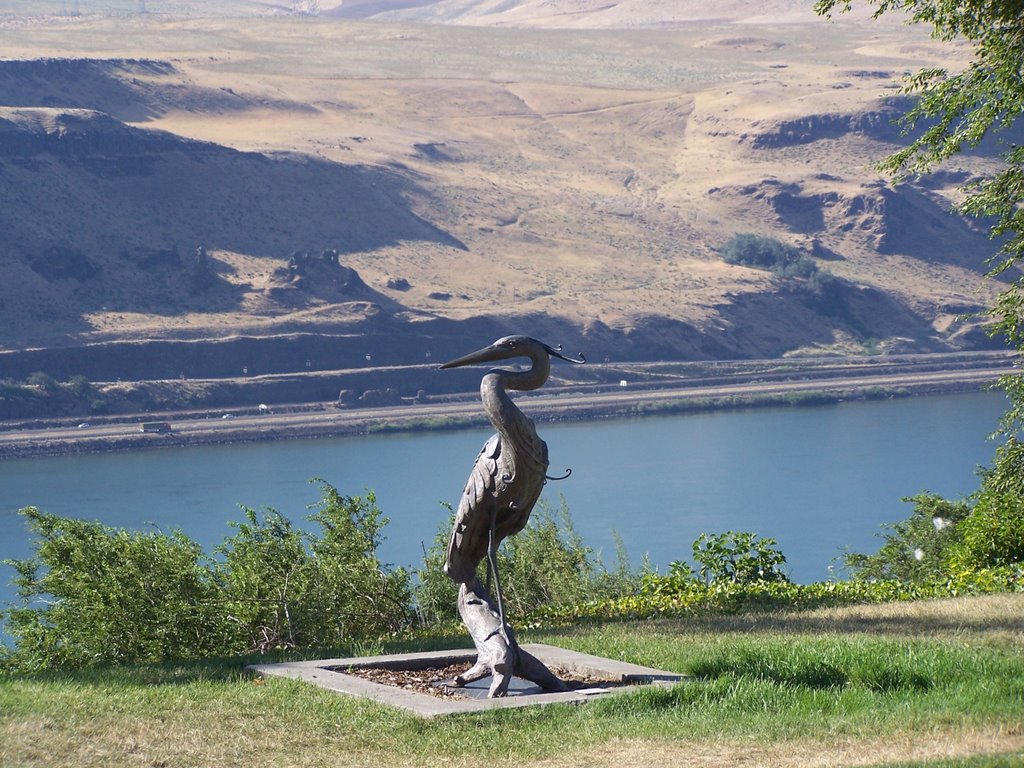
<box><xmin>722</xmin><ymin>233</ymin><xmax>804</xmax><ymax>271</ymax></box>
<box><xmin>299</xmin><ymin>485</ymin><xmax>412</xmax><ymax>645</ymax></box>
<box><xmin>842</xmin><ymin>483</ymin><xmax>1023</xmax><ymax>584</ymax></box>
<box><xmin>641</xmin><ymin>559</ymin><xmax>695</xmax><ymax>597</ymax></box>
<box><xmin>498</xmin><ymin>499</ymin><xmax>603</xmax><ymax>614</ymax></box>
<box><xmin>722</xmin><ymin>233</ymin><xmax>823</xmax><ymax>279</ymax></box>
<box><xmin>722</xmin><ymin>233</ymin><xmax>840</xmax><ymax>304</ymax></box>
<box><xmin>822</xmin><ymin>468</ymin><xmax>1024</xmax><ymax>600</ymax></box>
<box><xmin>806</xmin><ymin>268</ymin><xmax>842</xmax><ymax>303</ymax></box>
<box><xmin>2</xmin><ymin>482</ymin><xmax>412</xmax><ymax>671</ymax></box>
<box><xmin>692</xmin><ymin>531</ymin><xmax>789</xmax><ymax>585</ymax></box>
<box><xmin>66</xmin><ymin>374</ymin><xmax>93</xmax><ymax>398</ymax></box>
<box><xmin>26</xmin><ymin>371</ymin><xmax>59</xmax><ymax>391</ymax></box>
<box><xmin>213</xmin><ymin>507</ymin><xmax>308</xmax><ymax>653</ymax></box>
<box><xmin>412</xmin><ymin>511</ymin><xmax>459</xmax><ymax>627</ymax></box>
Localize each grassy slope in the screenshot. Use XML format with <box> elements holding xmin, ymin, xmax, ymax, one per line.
<box><xmin>2</xmin><ymin>595</ymin><xmax>1022</xmax><ymax>767</ymax></box>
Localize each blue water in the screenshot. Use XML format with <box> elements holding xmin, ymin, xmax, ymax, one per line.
<box><xmin>0</xmin><ymin>391</ymin><xmax>1008</xmax><ymax>641</ymax></box>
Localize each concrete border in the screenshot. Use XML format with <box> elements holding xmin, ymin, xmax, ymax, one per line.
<box><xmin>246</xmin><ymin>643</ymin><xmax>684</xmax><ymax>718</ymax></box>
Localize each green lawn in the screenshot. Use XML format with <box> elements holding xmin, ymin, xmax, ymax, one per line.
<box><xmin>2</xmin><ymin>595</ymin><xmax>1022</xmax><ymax>768</ymax></box>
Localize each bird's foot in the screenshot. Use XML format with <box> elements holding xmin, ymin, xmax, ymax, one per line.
<box><xmin>452</xmin><ymin>660</ymin><xmax>490</xmax><ymax>687</ymax></box>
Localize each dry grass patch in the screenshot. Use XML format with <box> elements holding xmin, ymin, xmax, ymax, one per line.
<box><xmin>535</xmin><ymin>729</ymin><xmax>1024</xmax><ymax>768</ymax></box>
<box><xmin>662</xmin><ymin>594</ymin><xmax>1024</xmax><ymax>646</ymax></box>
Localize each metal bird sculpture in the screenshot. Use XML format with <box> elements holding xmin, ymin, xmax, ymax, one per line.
<box><xmin>439</xmin><ymin>335</ymin><xmax>585</xmax><ymax>697</ymax></box>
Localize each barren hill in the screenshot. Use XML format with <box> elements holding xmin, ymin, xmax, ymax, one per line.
<box><xmin>0</xmin><ymin>2</ymin><xmax>1010</xmax><ymax>401</ymax></box>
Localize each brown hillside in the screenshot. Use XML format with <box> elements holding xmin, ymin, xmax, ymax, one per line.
<box><xmin>0</xmin><ymin>2</ymin><xmax>1008</xmax><ymax>386</ymax></box>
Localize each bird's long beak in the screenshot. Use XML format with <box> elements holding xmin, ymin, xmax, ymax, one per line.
<box><xmin>438</xmin><ymin>343</ymin><xmax>506</xmax><ymax>370</ymax></box>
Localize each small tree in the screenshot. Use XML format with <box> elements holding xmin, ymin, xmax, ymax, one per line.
<box><xmin>26</xmin><ymin>371</ymin><xmax>59</xmax><ymax>392</ymax></box>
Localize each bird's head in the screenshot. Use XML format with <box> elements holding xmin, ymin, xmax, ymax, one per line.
<box><xmin>439</xmin><ymin>335</ymin><xmax>585</xmax><ymax>370</ymax></box>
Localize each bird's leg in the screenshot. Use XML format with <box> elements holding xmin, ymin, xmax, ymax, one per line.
<box><xmin>484</xmin><ymin>545</ymin><xmax>492</xmax><ymax>597</ymax></box>
<box><xmin>487</xmin><ymin>503</ymin><xmax>516</xmax><ymax>652</ymax></box>
<box><xmin>485</xmin><ymin>503</ymin><xmax>518</xmax><ymax>697</ymax></box>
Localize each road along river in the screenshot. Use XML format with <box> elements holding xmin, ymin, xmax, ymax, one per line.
<box><xmin>0</xmin><ymin>352</ymin><xmax>1014</xmax><ymax>459</ymax></box>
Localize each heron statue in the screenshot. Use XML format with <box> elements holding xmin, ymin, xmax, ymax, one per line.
<box><xmin>439</xmin><ymin>335</ymin><xmax>586</xmax><ymax>697</ymax></box>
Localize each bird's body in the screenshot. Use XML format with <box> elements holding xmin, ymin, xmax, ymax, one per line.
<box><xmin>444</xmin><ymin>385</ymin><xmax>549</xmax><ymax>582</ymax></box>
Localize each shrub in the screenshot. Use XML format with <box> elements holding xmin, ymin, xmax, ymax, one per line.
<box><xmin>722</xmin><ymin>233</ymin><xmax>840</xmax><ymax>305</ymax></box>
<box><xmin>806</xmin><ymin>268</ymin><xmax>842</xmax><ymax>303</ymax></box>
<box><xmin>497</xmin><ymin>499</ymin><xmax>599</xmax><ymax>615</ymax></box>
<box><xmin>0</xmin><ymin>379</ymin><xmax>35</xmax><ymax>419</ymax></box>
<box><xmin>2</xmin><ymin>482</ymin><xmax>412</xmax><ymax>671</ymax></box>
<box><xmin>722</xmin><ymin>233</ymin><xmax>803</xmax><ymax>271</ymax></box>
<box><xmin>842</xmin><ymin>493</ymin><xmax>971</xmax><ymax>582</ymax></box>
<box><xmin>412</xmin><ymin>512</ymin><xmax>459</xmax><ymax>627</ymax></box>
<box><xmin>946</xmin><ymin>491</ymin><xmax>1024</xmax><ymax>572</ymax></box>
<box><xmin>692</xmin><ymin>531</ymin><xmax>789</xmax><ymax>585</ymax></box>
<box><xmin>214</xmin><ymin>486</ymin><xmax>411</xmax><ymax>653</ymax></box>
<box><xmin>26</xmin><ymin>371</ymin><xmax>59</xmax><ymax>391</ymax></box>
<box><xmin>4</xmin><ymin>508</ymin><xmax>223</xmax><ymax>671</ymax></box>
<box><xmin>66</xmin><ymin>375</ymin><xmax>93</xmax><ymax>398</ymax></box>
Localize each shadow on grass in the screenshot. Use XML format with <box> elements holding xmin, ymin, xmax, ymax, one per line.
<box><xmin>688</xmin><ymin>654</ymin><xmax>934</xmax><ymax>693</ymax></box>
<box><xmin>689</xmin><ymin>655</ymin><xmax>848</xmax><ymax>689</ymax></box>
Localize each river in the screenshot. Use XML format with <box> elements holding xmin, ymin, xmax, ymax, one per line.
<box><xmin>0</xmin><ymin>391</ymin><xmax>1008</xmax><ymax>641</ymax></box>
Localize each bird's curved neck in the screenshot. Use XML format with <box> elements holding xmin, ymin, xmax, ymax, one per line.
<box><xmin>479</xmin><ymin>353</ymin><xmax>549</xmax><ymax>436</ymax></box>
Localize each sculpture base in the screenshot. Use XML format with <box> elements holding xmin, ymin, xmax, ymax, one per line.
<box><xmin>246</xmin><ymin>643</ymin><xmax>685</xmax><ymax>718</ymax></box>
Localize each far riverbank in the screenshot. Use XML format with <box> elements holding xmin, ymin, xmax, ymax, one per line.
<box><xmin>0</xmin><ymin>353</ymin><xmax>1014</xmax><ymax>460</ymax></box>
